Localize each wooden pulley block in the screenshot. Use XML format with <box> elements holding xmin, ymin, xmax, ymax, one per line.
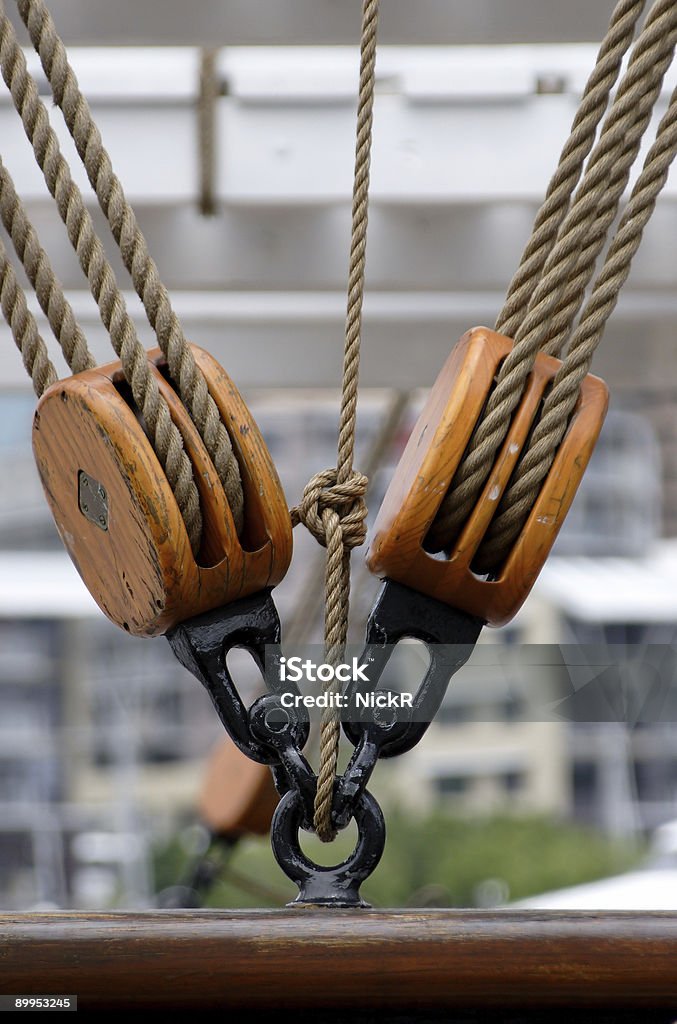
<box><xmin>32</xmin><ymin>345</ymin><xmax>292</xmax><ymax>637</ymax></box>
<box><xmin>367</xmin><ymin>326</ymin><xmax>609</xmax><ymax>627</ymax></box>
<box><xmin>199</xmin><ymin>738</ymin><xmax>279</xmax><ymax>838</ymax></box>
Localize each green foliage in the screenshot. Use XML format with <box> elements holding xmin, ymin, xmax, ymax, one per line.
<box><xmin>152</xmin><ymin>811</ymin><xmax>643</xmax><ymax>909</ymax></box>
<box><xmin>361</xmin><ymin>809</ymin><xmax>642</xmax><ymax>907</ymax></box>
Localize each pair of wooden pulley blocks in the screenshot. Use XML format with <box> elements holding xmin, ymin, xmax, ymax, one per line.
<box><xmin>31</xmin><ymin>326</ymin><xmax>608</xmax><ymax>902</ymax></box>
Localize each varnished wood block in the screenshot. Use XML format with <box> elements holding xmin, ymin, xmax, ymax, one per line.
<box><xmin>32</xmin><ymin>346</ymin><xmax>292</xmax><ymax>637</ymax></box>
<box><xmin>367</xmin><ymin>327</ymin><xmax>609</xmax><ymax>627</ymax></box>
<box><xmin>199</xmin><ymin>739</ymin><xmax>278</xmax><ymax>837</ymax></box>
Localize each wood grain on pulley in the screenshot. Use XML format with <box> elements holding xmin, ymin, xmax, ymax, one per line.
<box><xmin>367</xmin><ymin>327</ymin><xmax>609</xmax><ymax>627</ymax></box>
<box><xmin>32</xmin><ymin>345</ymin><xmax>292</xmax><ymax>637</ymax></box>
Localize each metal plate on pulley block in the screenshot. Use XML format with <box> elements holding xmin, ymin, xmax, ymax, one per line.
<box><xmin>78</xmin><ymin>470</ymin><xmax>109</xmax><ymax>532</ymax></box>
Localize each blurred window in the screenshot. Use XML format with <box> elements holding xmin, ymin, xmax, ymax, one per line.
<box><xmin>435</xmin><ymin>774</ymin><xmax>471</xmax><ymax>796</ymax></box>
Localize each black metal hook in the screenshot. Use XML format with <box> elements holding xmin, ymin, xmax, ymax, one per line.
<box><xmin>167</xmin><ymin>589</ymin><xmax>309</xmax><ymax>764</ymax></box>
<box><xmin>343</xmin><ymin>579</ymin><xmax>483</xmax><ymax>757</ymax></box>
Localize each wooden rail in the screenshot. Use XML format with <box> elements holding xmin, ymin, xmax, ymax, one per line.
<box><xmin>1</xmin><ymin>910</ymin><xmax>677</xmax><ymax>1014</ymax></box>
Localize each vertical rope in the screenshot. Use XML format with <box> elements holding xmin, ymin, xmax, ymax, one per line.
<box><xmin>312</xmin><ymin>0</ymin><xmax>379</xmax><ymax>842</ymax></box>
<box><xmin>17</xmin><ymin>0</ymin><xmax>244</xmax><ymax>534</ymax></box>
<box><xmin>286</xmin><ymin>391</ymin><xmax>408</xmax><ymax>649</ymax></box>
<box><xmin>292</xmin><ymin>0</ymin><xmax>378</xmax><ymax>842</ymax></box>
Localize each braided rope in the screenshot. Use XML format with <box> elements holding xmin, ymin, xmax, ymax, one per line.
<box><xmin>428</xmin><ymin>0</ymin><xmax>677</xmax><ymax>553</ymax></box>
<box><xmin>292</xmin><ymin>0</ymin><xmax>378</xmax><ymax>842</ymax></box>
<box><xmin>0</xmin><ymin>233</ymin><xmax>57</xmax><ymax>396</ymax></box>
<box><xmin>0</xmin><ymin>4</ymin><xmax>203</xmax><ymax>554</ymax></box>
<box><xmin>478</xmin><ymin>83</ymin><xmax>677</xmax><ymax>568</ymax></box>
<box><xmin>0</xmin><ymin>157</ymin><xmax>94</xmax><ymax>376</ymax></box>
<box><xmin>18</xmin><ymin>0</ymin><xmax>244</xmax><ymax>535</ymax></box>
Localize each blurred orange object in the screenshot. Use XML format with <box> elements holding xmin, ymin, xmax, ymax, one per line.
<box><xmin>199</xmin><ymin>739</ymin><xmax>279</xmax><ymax>838</ymax></box>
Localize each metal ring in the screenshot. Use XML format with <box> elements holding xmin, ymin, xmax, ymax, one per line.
<box><xmin>270</xmin><ymin>788</ymin><xmax>386</xmax><ymax>908</ymax></box>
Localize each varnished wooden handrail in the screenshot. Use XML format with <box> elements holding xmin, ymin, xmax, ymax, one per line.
<box><xmin>2</xmin><ymin>910</ymin><xmax>677</xmax><ymax>1011</ymax></box>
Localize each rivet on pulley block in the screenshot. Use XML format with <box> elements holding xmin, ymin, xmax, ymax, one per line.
<box><xmin>32</xmin><ymin>345</ymin><xmax>292</xmax><ymax>637</ymax></box>
<box><xmin>367</xmin><ymin>326</ymin><xmax>609</xmax><ymax>627</ymax></box>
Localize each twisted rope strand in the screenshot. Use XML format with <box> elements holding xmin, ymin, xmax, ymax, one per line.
<box><xmin>0</xmin><ymin>156</ymin><xmax>94</xmax><ymax>375</ymax></box>
<box><xmin>428</xmin><ymin>0</ymin><xmax>677</xmax><ymax>553</ymax></box>
<box><xmin>0</xmin><ymin>4</ymin><xmax>202</xmax><ymax>553</ymax></box>
<box><xmin>512</xmin><ymin>3</ymin><xmax>675</xmax><ymax>352</ymax></box>
<box><xmin>496</xmin><ymin>0</ymin><xmax>646</xmax><ymax>339</ymax></box>
<box><xmin>0</xmin><ymin>234</ymin><xmax>57</xmax><ymax>395</ymax></box>
<box><xmin>312</xmin><ymin>0</ymin><xmax>378</xmax><ymax>842</ymax></box>
<box><xmin>537</xmin><ymin>29</ymin><xmax>676</xmax><ymax>363</ymax></box>
<box><xmin>509</xmin><ymin>0</ymin><xmax>676</xmax><ymax>358</ymax></box>
<box><xmin>478</xmin><ymin>84</ymin><xmax>677</xmax><ymax>568</ymax></box>
<box><xmin>291</xmin><ymin>0</ymin><xmax>378</xmax><ymax>842</ymax></box>
<box><xmin>287</xmin><ymin>392</ymin><xmax>407</xmax><ymax>650</ymax></box>
<box><xmin>18</xmin><ymin>0</ymin><xmax>244</xmax><ymax>534</ymax></box>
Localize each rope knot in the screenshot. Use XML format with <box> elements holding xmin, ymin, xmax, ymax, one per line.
<box><xmin>292</xmin><ymin>468</ymin><xmax>369</xmax><ymax>551</ymax></box>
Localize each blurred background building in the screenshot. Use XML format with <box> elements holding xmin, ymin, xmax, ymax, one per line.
<box><xmin>1</xmin><ymin>0</ymin><xmax>677</xmax><ymax>909</ymax></box>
